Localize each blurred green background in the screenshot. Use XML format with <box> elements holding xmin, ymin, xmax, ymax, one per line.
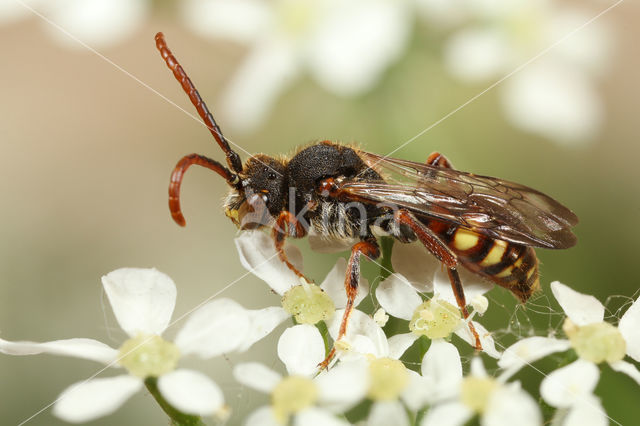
<box><xmin>1</xmin><ymin>1</ymin><xmax>639</xmax><ymax>425</ymax></box>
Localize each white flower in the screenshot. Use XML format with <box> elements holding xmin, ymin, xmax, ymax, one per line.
<box><xmin>434</xmin><ymin>0</ymin><xmax>611</xmax><ymax>144</ymax></box>
<box><xmin>234</xmin><ymin>324</ymin><xmax>369</xmax><ymax>425</ymax></box>
<box><xmin>325</xmin><ymin>307</ymin><xmax>434</xmax><ymax>423</ymax></box>
<box><xmin>422</xmin><ymin>354</ymin><xmax>542</xmax><ymax>426</ymax></box>
<box><xmin>182</xmin><ymin>0</ymin><xmax>412</xmax><ymax>130</ymax></box>
<box><xmin>326</xmin><ymin>307</ymin><xmax>416</xmax><ymax>362</ymax></box>
<box><xmin>500</xmin><ymin>281</ymin><xmax>640</xmax><ymax>378</ymax></box>
<box><xmin>540</xmin><ymin>360</ymin><xmax>607</xmax><ymax>426</ymax></box>
<box><xmin>499</xmin><ymin>281</ymin><xmax>640</xmax><ymax>425</ymax></box>
<box><xmin>377</xmin><ymin>242</ymin><xmax>499</xmax><ymax>357</ymax></box>
<box><xmin>0</xmin><ymin>0</ymin><xmax>149</xmax><ymax>48</ymax></box>
<box><xmin>365</xmin><ymin>339</ymin><xmax>465</xmax><ymax>421</ymax></box>
<box><xmin>0</xmin><ymin>268</ymin><xmax>287</xmax><ymax>422</ymax></box>
<box><xmin>235</xmin><ymin>230</ymin><xmax>370</xmax><ymax>317</ymax></box>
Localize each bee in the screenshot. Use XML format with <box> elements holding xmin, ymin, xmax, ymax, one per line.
<box><xmin>155</xmin><ymin>33</ymin><xmax>578</xmax><ymax>366</ymax></box>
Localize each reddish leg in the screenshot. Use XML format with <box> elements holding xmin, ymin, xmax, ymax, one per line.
<box><xmin>426</xmin><ymin>152</ymin><xmax>454</xmax><ymax>169</ymax></box>
<box><xmin>448</xmin><ymin>268</ymin><xmax>482</xmax><ymax>349</ymax></box>
<box><xmin>272</xmin><ymin>211</ymin><xmax>309</xmax><ymax>281</ymax></box>
<box><xmin>319</xmin><ymin>239</ymin><xmax>380</xmax><ymax>369</ymax></box>
<box><xmin>395</xmin><ymin>209</ymin><xmax>482</xmax><ymax>350</ymax></box>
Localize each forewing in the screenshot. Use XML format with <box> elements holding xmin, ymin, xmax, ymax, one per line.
<box><xmin>343</xmin><ymin>152</ymin><xmax>578</xmax><ymax>249</ymax></box>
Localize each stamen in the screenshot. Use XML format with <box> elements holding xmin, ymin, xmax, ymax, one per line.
<box><xmin>281</xmin><ymin>283</ymin><xmax>335</xmax><ymax>325</ymax></box>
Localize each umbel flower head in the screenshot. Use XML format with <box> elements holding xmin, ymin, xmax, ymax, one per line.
<box><xmin>422</xmin><ymin>346</ymin><xmax>542</xmax><ymax>426</ymax></box>
<box><xmin>420</xmin><ymin>0</ymin><xmax>612</xmax><ymax>144</ymax></box>
<box><xmin>234</xmin><ymin>324</ymin><xmax>370</xmax><ymax>425</ymax></box>
<box><xmin>0</xmin><ymin>268</ymin><xmax>288</xmax><ymax>422</ymax></box>
<box><xmin>499</xmin><ymin>281</ymin><xmax>640</xmax><ymax>425</ymax></box>
<box><xmin>378</xmin><ymin>241</ymin><xmax>499</xmax><ymax>357</ymax></box>
<box><xmin>182</xmin><ymin>0</ymin><xmax>412</xmax><ymax>130</ymax></box>
<box><xmin>234</xmin><ymin>230</ymin><xmax>370</xmax><ymax>325</ymax></box>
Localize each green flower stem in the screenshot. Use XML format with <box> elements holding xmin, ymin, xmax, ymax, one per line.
<box><xmin>379</xmin><ymin>236</ymin><xmax>395</xmax><ymax>280</ymax></box>
<box><xmin>316</xmin><ymin>319</ymin><xmax>331</xmax><ymax>356</ymax></box>
<box><xmin>144</xmin><ymin>377</ymin><xmax>205</xmax><ymax>426</ymax></box>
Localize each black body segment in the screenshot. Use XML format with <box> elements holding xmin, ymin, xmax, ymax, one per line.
<box><xmin>286</xmin><ymin>143</ymin><xmax>386</xmax><ymax>239</ymax></box>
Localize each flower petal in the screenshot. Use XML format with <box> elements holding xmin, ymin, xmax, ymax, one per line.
<box><xmin>158</xmin><ymin>369</ymin><xmax>224</xmax><ymax>416</ymax></box>
<box><xmin>235</xmin><ymin>230</ymin><xmax>303</xmax><ymax>295</ymax></box>
<box><xmin>46</xmin><ymin>0</ymin><xmax>148</xmax><ymax>48</ymax></box>
<box><xmin>484</xmin><ymin>382</ymin><xmax>541</xmax><ymax>426</ymax></box>
<box><xmin>234</xmin><ymin>362</ymin><xmax>282</xmax><ymax>393</ymax></box>
<box><xmin>368</xmin><ymin>401</ymin><xmax>409</xmax><ymax>426</ymax></box>
<box><xmin>238</xmin><ymin>306</ymin><xmax>289</xmax><ymax>352</ymax></box>
<box><xmin>391</xmin><ymin>242</ymin><xmax>438</xmax><ymax>292</ymax></box>
<box><xmin>421</xmin><ymin>340</ymin><xmax>462</xmax><ymax>402</ymax></box>
<box><xmin>316</xmin><ymin>359</ymin><xmax>369</xmax><ymax>412</ymax></box>
<box><xmin>376</xmin><ymin>274</ymin><xmax>422</xmax><ymax>320</ymax></box>
<box><xmin>278</xmin><ymin>325</ymin><xmax>325</xmax><ymax>377</ymax></box>
<box><xmin>421</xmin><ymin>401</ymin><xmax>472</xmax><ymax>426</ymax></box>
<box><xmin>182</xmin><ymin>0</ymin><xmax>270</xmax><ymax>43</ymax></box>
<box><xmin>101</xmin><ymin>268</ymin><xmax>176</xmax><ymax>337</ymax></box>
<box><xmin>548</xmin><ymin>9</ymin><xmax>612</xmax><ymax>76</ymax></box>
<box><xmin>0</xmin><ymin>337</ymin><xmax>117</xmax><ymax>364</ymax></box>
<box><xmin>328</xmin><ymin>309</ymin><xmax>388</xmax><ymax>358</ymax></box>
<box><xmin>564</xmin><ymin>395</ymin><xmax>608</xmax><ymax>426</ymax></box>
<box><xmin>320</xmin><ymin>258</ymin><xmax>369</xmax><ymax>309</ymax></box>
<box><xmin>609</xmin><ymin>360</ymin><xmax>640</xmax><ymax>386</ymax></box>
<box><xmin>455</xmin><ymin>321</ymin><xmax>500</xmax><ymax>358</ymax></box>
<box><xmin>470</xmin><ymin>356</ymin><xmax>487</xmax><ymax>378</ymax></box>
<box><xmin>175</xmin><ymin>298</ymin><xmax>251</xmax><ymax>358</ymax></box>
<box><xmin>387</xmin><ymin>332</ymin><xmax>419</xmax><ymax>360</ymax></box>
<box><xmin>295</xmin><ymin>407</ymin><xmax>350</xmax><ymax>426</ymax></box>
<box><xmin>102</xmin><ymin>268</ymin><xmax>176</xmax><ymax>337</ymax></box>
<box><xmin>433</xmin><ymin>269</ymin><xmax>493</xmax><ymax>307</ymax></box>
<box><xmin>550</xmin><ymin>281</ymin><xmax>605</xmax><ymax>326</ymax></box>
<box><xmin>501</xmin><ymin>61</ymin><xmax>603</xmax><ymax>145</ymax></box>
<box><xmin>444</xmin><ymin>27</ymin><xmax>511</xmax><ymax>82</ymax></box>
<box><xmin>247</xmin><ymin>405</ymin><xmax>279</xmax><ymax>426</ymax></box>
<box><xmin>540</xmin><ymin>360</ymin><xmax>600</xmax><ymax>408</ymax></box>
<box><xmin>53</xmin><ymin>375</ymin><xmax>142</xmax><ymax>423</ymax></box>
<box><xmin>222</xmin><ymin>40</ymin><xmax>299</xmax><ymax>131</ymax></box>
<box><xmin>237</xmin><ymin>306</ymin><xmax>290</xmax><ymax>352</ymax></box>
<box><xmin>306</xmin><ymin>0</ymin><xmax>411</xmax><ymax>95</ymax></box>
<box><xmin>402</xmin><ymin>370</ymin><xmax>432</xmax><ymax>411</ymax></box>
<box><xmin>618</xmin><ymin>296</ymin><xmax>640</xmax><ymax>362</ymax></box>
<box><xmin>498</xmin><ymin>337</ymin><xmax>571</xmax><ymax>378</ymax></box>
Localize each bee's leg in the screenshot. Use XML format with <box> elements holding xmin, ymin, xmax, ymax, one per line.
<box><xmin>426</xmin><ymin>152</ymin><xmax>454</xmax><ymax>169</ymax></box>
<box><xmin>319</xmin><ymin>238</ymin><xmax>380</xmax><ymax>370</ymax></box>
<box><xmin>272</xmin><ymin>211</ymin><xmax>309</xmax><ymax>281</ymax></box>
<box><xmin>394</xmin><ymin>209</ymin><xmax>482</xmax><ymax>350</ymax></box>
<box><xmin>447</xmin><ymin>268</ymin><xmax>482</xmax><ymax>349</ymax></box>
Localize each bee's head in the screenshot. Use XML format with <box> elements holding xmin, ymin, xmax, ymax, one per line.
<box><xmin>157</xmin><ymin>32</ymin><xmax>290</xmax><ymax>229</ymax></box>
<box><xmin>224</xmin><ymin>155</ymin><xmax>288</xmax><ymax>230</ymax></box>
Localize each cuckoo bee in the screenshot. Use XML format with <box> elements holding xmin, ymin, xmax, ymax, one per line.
<box><xmin>155</xmin><ymin>33</ymin><xmax>578</xmax><ymax>366</ymax></box>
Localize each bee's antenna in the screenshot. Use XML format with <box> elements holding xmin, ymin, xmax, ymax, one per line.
<box><xmin>155</xmin><ymin>32</ymin><xmax>243</xmax><ymax>173</ymax></box>
<box><xmin>169</xmin><ymin>154</ymin><xmax>240</xmax><ymax>226</ymax></box>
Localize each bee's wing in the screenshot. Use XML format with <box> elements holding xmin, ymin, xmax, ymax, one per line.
<box><xmin>342</xmin><ymin>152</ymin><xmax>578</xmax><ymax>249</ymax></box>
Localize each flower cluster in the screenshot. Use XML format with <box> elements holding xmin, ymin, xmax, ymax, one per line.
<box><xmin>181</xmin><ymin>0</ymin><xmax>612</xmax><ymax>142</ymax></box>
<box><xmin>2</xmin><ymin>1</ymin><xmax>613</xmax><ymax>145</ymax></box>
<box><xmin>419</xmin><ymin>0</ymin><xmax>612</xmax><ymax>144</ymax></box>
<box><xmin>2</xmin><ymin>230</ymin><xmax>638</xmax><ymax>425</ymax></box>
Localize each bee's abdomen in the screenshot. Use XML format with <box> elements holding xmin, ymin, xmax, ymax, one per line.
<box><xmin>428</xmin><ymin>221</ymin><xmax>539</xmax><ymax>302</ymax></box>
